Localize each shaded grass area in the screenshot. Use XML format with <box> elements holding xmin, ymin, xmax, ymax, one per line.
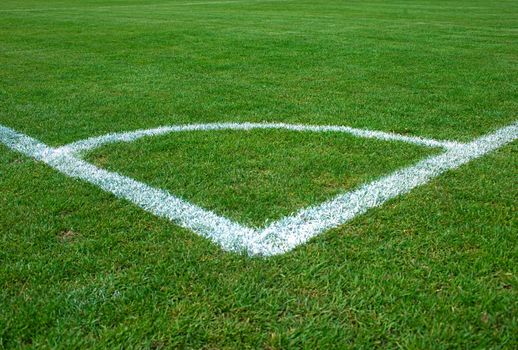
<box><xmin>0</xmin><ymin>0</ymin><xmax>517</xmax><ymax>348</ymax></box>
<box><xmin>86</xmin><ymin>130</ymin><xmax>435</xmax><ymax>226</ymax></box>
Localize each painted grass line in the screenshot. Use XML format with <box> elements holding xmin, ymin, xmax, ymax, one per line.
<box><xmin>0</xmin><ymin>121</ymin><xmax>516</xmax><ymax>256</ymax></box>
<box><xmin>58</xmin><ymin>122</ymin><xmax>460</xmax><ymax>156</ymax></box>
<box><xmin>254</xmin><ymin>121</ymin><xmax>518</xmax><ymax>255</ymax></box>
<box><xmin>0</xmin><ymin>124</ymin><xmax>255</xmax><ymax>253</ymax></box>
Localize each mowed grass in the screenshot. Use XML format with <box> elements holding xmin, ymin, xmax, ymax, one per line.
<box><xmin>0</xmin><ymin>0</ymin><xmax>517</xmax><ymax>348</ymax></box>
<box><xmin>87</xmin><ymin>130</ymin><xmax>436</xmax><ymax>226</ymax></box>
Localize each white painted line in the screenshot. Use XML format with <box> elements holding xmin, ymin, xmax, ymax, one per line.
<box><xmin>57</xmin><ymin>122</ymin><xmax>461</xmax><ymax>156</ymax></box>
<box><xmin>0</xmin><ymin>121</ymin><xmax>516</xmax><ymax>256</ymax></box>
<box><xmin>254</xmin><ymin>122</ymin><xmax>518</xmax><ymax>255</ymax></box>
<box><xmin>0</xmin><ymin>124</ymin><xmax>255</xmax><ymax>252</ymax></box>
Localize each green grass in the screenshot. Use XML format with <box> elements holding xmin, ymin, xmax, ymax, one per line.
<box><xmin>0</xmin><ymin>0</ymin><xmax>517</xmax><ymax>348</ymax></box>
<box><xmin>86</xmin><ymin>130</ymin><xmax>436</xmax><ymax>226</ymax></box>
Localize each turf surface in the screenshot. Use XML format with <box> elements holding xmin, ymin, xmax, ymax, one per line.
<box><xmin>86</xmin><ymin>129</ymin><xmax>437</xmax><ymax>226</ymax></box>
<box><xmin>0</xmin><ymin>0</ymin><xmax>517</xmax><ymax>348</ymax></box>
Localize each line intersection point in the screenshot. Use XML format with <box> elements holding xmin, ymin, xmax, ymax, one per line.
<box><xmin>1</xmin><ymin>121</ymin><xmax>516</xmax><ymax>256</ymax></box>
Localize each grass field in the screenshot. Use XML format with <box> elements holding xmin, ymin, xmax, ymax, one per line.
<box><xmin>0</xmin><ymin>0</ymin><xmax>517</xmax><ymax>348</ymax></box>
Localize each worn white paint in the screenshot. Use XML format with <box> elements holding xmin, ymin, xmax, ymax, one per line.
<box><xmin>1</xmin><ymin>121</ymin><xmax>516</xmax><ymax>256</ymax></box>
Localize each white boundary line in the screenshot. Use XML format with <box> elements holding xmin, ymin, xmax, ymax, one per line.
<box><xmin>57</xmin><ymin>122</ymin><xmax>461</xmax><ymax>156</ymax></box>
<box><xmin>0</xmin><ymin>121</ymin><xmax>516</xmax><ymax>256</ymax></box>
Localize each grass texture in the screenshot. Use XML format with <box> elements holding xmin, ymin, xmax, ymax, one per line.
<box><xmin>0</xmin><ymin>0</ymin><xmax>517</xmax><ymax>348</ymax></box>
